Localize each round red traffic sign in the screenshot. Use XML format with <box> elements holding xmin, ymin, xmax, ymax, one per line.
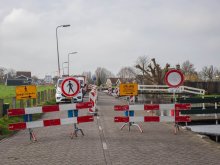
<box><xmin>165</xmin><ymin>69</ymin><xmax>184</xmax><ymax>88</ymax></box>
<box><xmin>61</xmin><ymin>77</ymin><xmax>80</xmax><ymax>97</ymax></box>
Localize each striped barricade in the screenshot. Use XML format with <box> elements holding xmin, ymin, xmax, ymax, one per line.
<box><xmin>114</xmin><ymin>103</ymin><xmax>191</xmax><ymax>133</ymax></box>
<box><xmin>88</xmin><ymin>86</ymin><xmax>98</xmax><ymax>114</ymax></box>
<box><xmin>8</xmin><ymin>101</ymin><xmax>94</xmax><ymax>141</ymax></box>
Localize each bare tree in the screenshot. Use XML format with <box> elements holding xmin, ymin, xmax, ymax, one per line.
<box><xmin>135</xmin><ymin>57</ymin><xmax>170</xmax><ymax>85</ymax></box>
<box><xmin>82</xmin><ymin>71</ymin><xmax>93</xmax><ymax>84</ymax></box>
<box><xmin>135</xmin><ymin>56</ymin><xmax>151</xmax><ymax>84</ymax></box>
<box><xmin>214</xmin><ymin>68</ymin><xmax>220</xmax><ymax>80</ymax></box>
<box><xmin>181</xmin><ymin>60</ymin><xmax>198</xmax><ymax>81</ymax></box>
<box><xmin>0</xmin><ymin>67</ymin><xmax>6</xmax><ymax>83</ymax></box>
<box><xmin>199</xmin><ymin>65</ymin><xmax>216</xmax><ymax>81</ymax></box>
<box><xmin>7</xmin><ymin>68</ymin><xmax>16</xmax><ymax>78</ymax></box>
<box><xmin>117</xmin><ymin>66</ymin><xmax>136</xmax><ymax>79</ymax></box>
<box><xmin>95</xmin><ymin>67</ymin><xmax>114</xmax><ymax>86</ymax></box>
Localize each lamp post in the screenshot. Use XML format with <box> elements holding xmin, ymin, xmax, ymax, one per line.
<box><xmin>68</xmin><ymin>52</ymin><xmax>78</xmax><ymax>76</ymax></box>
<box><xmin>62</xmin><ymin>62</ymin><xmax>68</xmax><ymax>76</ymax></box>
<box><xmin>56</xmin><ymin>24</ymin><xmax>70</xmax><ymax>77</ymax></box>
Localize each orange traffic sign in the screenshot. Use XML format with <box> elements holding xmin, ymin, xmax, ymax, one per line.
<box><xmin>119</xmin><ymin>83</ymin><xmax>138</xmax><ymax>96</ymax></box>
<box><xmin>16</xmin><ymin>85</ymin><xmax>37</xmax><ymax>100</ymax></box>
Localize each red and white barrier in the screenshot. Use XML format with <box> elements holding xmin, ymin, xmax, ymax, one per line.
<box><xmin>114</xmin><ymin>103</ymin><xmax>191</xmax><ymax>123</ymax></box>
<box><xmin>88</xmin><ymin>85</ymin><xmax>98</xmax><ymax>113</ymax></box>
<box><xmin>9</xmin><ymin>116</ymin><xmax>94</xmax><ymax>131</ymax></box>
<box><xmin>114</xmin><ymin>116</ymin><xmax>190</xmax><ymax>123</ymax></box>
<box><xmin>8</xmin><ymin>102</ymin><xmax>93</xmax><ymax>116</ymax></box>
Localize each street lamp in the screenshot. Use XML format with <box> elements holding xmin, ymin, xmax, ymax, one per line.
<box><xmin>56</xmin><ymin>24</ymin><xmax>71</xmax><ymax>77</ymax></box>
<box><xmin>62</xmin><ymin>62</ymin><xmax>68</xmax><ymax>76</ymax></box>
<box><xmin>68</xmin><ymin>52</ymin><xmax>78</xmax><ymax>76</ymax></box>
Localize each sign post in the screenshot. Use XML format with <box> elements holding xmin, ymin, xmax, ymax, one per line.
<box><xmin>119</xmin><ymin>83</ymin><xmax>142</xmax><ymax>132</ymax></box>
<box><xmin>165</xmin><ymin>69</ymin><xmax>184</xmax><ymax>134</ymax></box>
<box><xmin>61</xmin><ymin>77</ymin><xmax>84</xmax><ymax>137</ymax></box>
<box><xmin>15</xmin><ymin>85</ymin><xmax>37</xmax><ymax>141</ymax></box>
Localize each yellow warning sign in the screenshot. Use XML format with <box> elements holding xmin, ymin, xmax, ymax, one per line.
<box><xmin>119</xmin><ymin>83</ymin><xmax>138</xmax><ymax>96</ymax></box>
<box><xmin>16</xmin><ymin>85</ymin><xmax>37</xmax><ymax>100</ymax></box>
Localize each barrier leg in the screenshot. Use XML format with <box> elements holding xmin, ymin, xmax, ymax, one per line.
<box><xmin>132</xmin><ymin>123</ymin><xmax>143</xmax><ymax>133</ymax></box>
<box><xmin>120</xmin><ymin>110</ymin><xmax>143</xmax><ymax>133</ymax></box>
<box><xmin>70</xmin><ymin>110</ymin><xmax>84</xmax><ymax>139</ymax></box>
<box><xmin>174</xmin><ymin>123</ymin><xmax>180</xmax><ymax>135</ymax></box>
<box><xmin>29</xmin><ymin>128</ymin><xmax>37</xmax><ymax>142</ymax></box>
<box><xmin>25</xmin><ymin>114</ymin><xmax>37</xmax><ymax>142</ymax></box>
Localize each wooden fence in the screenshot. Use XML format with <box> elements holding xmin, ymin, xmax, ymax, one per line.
<box><xmin>0</xmin><ymin>89</ymin><xmax>56</xmax><ymax>117</ymax></box>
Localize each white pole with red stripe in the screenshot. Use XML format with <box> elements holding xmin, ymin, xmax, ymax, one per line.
<box><xmin>88</xmin><ymin>85</ymin><xmax>98</xmax><ymax>114</ymax></box>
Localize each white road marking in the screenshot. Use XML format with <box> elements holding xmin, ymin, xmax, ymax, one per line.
<box><xmin>99</xmin><ymin>126</ymin><xmax>102</xmax><ymax>131</ymax></box>
<box><xmin>97</xmin><ymin>116</ymin><xmax>100</xmax><ymax>119</ymax></box>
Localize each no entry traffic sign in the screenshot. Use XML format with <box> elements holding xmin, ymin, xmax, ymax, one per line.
<box><xmin>61</xmin><ymin>77</ymin><xmax>80</xmax><ymax>97</ymax></box>
<box><xmin>165</xmin><ymin>69</ymin><xmax>184</xmax><ymax>88</ymax></box>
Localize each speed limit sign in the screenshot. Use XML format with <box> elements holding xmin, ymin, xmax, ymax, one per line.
<box><xmin>165</xmin><ymin>69</ymin><xmax>184</xmax><ymax>88</ymax></box>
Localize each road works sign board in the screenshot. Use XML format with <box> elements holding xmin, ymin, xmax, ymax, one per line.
<box><xmin>61</xmin><ymin>77</ymin><xmax>80</xmax><ymax>97</ymax></box>
<box><xmin>165</xmin><ymin>69</ymin><xmax>184</xmax><ymax>88</ymax></box>
<box><xmin>16</xmin><ymin>85</ymin><xmax>37</xmax><ymax>100</ymax></box>
<box><xmin>119</xmin><ymin>83</ymin><xmax>138</xmax><ymax>96</ymax></box>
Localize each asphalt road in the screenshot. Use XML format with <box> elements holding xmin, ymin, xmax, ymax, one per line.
<box><xmin>0</xmin><ymin>92</ymin><xmax>220</xmax><ymax>165</ymax></box>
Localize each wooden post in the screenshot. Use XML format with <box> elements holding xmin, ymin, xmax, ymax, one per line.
<box><xmin>41</xmin><ymin>91</ymin><xmax>44</xmax><ymax>103</ymax></box>
<box><xmin>37</xmin><ymin>92</ymin><xmax>41</xmax><ymax>105</ymax></box>
<box><xmin>44</xmin><ymin>90</ymin><xmax>47</xmax><ymax>102</ymax></box>
<box><xmin>33</xmin><ymin>99</ymin><xmax>37</xmax><ymax>106</ymax></box>
<box><xmin>20</xmin><ymin>100</ymin><xmax>24</xmax><ymax>108</ymax></box>
<box><xmin>27</xmin><ymin>99</ymin><xmax>31</xmax><ymax>107</ymax></box>
<box><xmin>48</xmin><ymin>89</ymin><xmax>51</xmax><ymax>100</ymax></box>
<box><xmin>12</xmin><ymin>97</ymin><xmax>16</xmax><ymax>108</ymax></box>
<box><xmin>0</xmin><ymin>99</ymin><xmax>4</xmax><ymax>117</ymax></box>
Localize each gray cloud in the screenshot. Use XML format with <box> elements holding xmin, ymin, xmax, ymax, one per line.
<box><xmin>0</xmin><ymin>0</ymin><xmax>220</xmax><ymax>78</ymax></box>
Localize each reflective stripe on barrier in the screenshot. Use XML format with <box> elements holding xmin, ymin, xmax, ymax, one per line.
<box><xmin>114</xmin><ymin>103</ymin><xmax>191</xmax><ymax>111</ymax></box>
<box><xmin>9</xmin><ymin>116</ymin><xmax>94</xmax><ymax>131</ymax></box>
<box><xmin>8</xmin><ymin>102</ymin><xmax>93</xmax><ymax>116</ymax></box>
<box><xmin>114</xmin><ymin>103</ymin><xmax>191</xmax><ymax>123</ymax></box>
<box><xmin>114</xmin><ymin>116</ymin><xmax>191</xmax><ymax>123</ymax></box>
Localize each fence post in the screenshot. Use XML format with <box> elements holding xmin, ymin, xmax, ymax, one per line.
<box><xmin>20</xmin><ymin>100</ymin><xmax>24</xmax><ymax>108</ymax></box>
<box><xmin>12</xmin><ymin>97</ymin><xmax>16</xmax><ymax>109</ymax></box>
<box><xmin>44</xmin><ymin>90</ymin><xmax>47</xmax><ymax>102</ymax></box>
<box><xmin>0</xmin><ymin>99</ymin><xmax>3</xmax><ymax>117</ymax></box>
<box><xmin>41</xmin><ymin>91</ymin><xmax>44</xmax><ymax>103</ymax></box>
<box><xmin>27</xmin><ymin>99</ymin><xmax>31</xmax><ymax>107</ymax></box>
<box><xmin>37</xmin><ymin>92</ymin><xmax>41</xmax><ymax>105</ymax></box>
<box><xmin>33</xmin><ymin>98</ymin><xmax>37</xmax><ymax>106</ymax></box>
<box><xmin>48</xmin><ymin>89</ymin><xmax>51</xmax><ymax>100</ymax></box>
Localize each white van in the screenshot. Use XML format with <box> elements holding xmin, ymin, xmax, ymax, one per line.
<box><xmin>55</xmin><ymin>77</ymin><xmax>83</xmax><ymax>104</ymax></box>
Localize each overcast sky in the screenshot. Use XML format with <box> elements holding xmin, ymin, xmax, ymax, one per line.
<box><xmin>0</xmin><ymin>0</ymin><xmax>220</xmax><ymax>78</ymax></box>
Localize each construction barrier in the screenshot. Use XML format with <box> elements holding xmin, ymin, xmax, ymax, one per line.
<box><xmin>88</xmin><ymin>86</ymin><xmax>98</xmax><ymax>114</ymax></box>
<box><xmin>8</xmin><ymin>101</ymin><xmax>94</xmax><ymax>141</ymax></box>
<box><xmin>114</xmin><ymin>103</ymin><xmax>191</xmax><ymax>133</ymax></box>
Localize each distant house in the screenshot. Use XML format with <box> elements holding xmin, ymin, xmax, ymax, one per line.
<box><xmin>6</xmin><ymin>71</ymin><xmax>32</xmax><ymax>86</ymax></box>
<box><xmin>44</xmin><ymin>75</ymin><xmax>53</xmax><ymax>84</ymax></box>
